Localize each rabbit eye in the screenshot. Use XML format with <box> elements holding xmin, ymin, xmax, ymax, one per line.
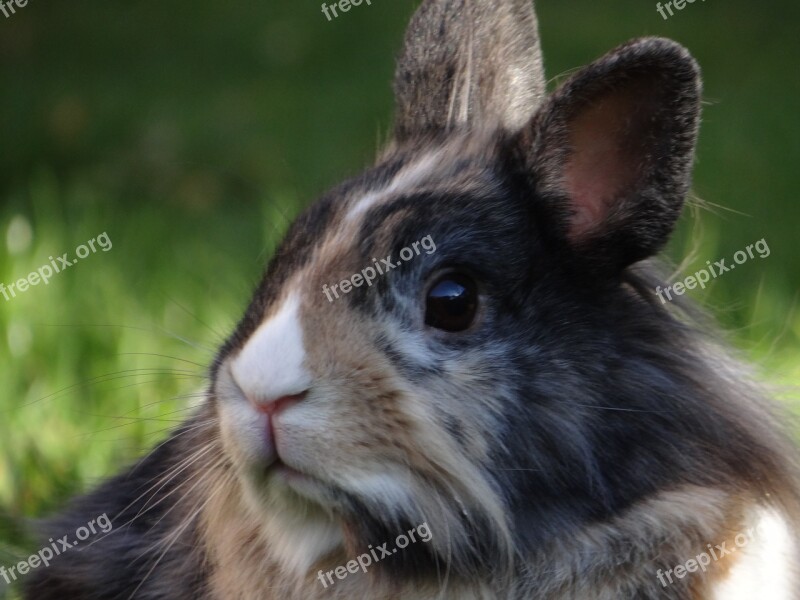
<box><xmin>425</xmin><ymin>273</ymin><xmax>479</xmax><ymax>332</ymax></box>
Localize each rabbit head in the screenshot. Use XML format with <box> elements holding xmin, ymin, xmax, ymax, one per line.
<box><xmin>210</xmin><ymin>0</ymin><xmax>710</xmax><ymax>584</ymax></box>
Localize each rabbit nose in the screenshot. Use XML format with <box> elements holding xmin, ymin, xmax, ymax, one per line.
<box><xmin>251</xmin><ymin>391</ymin><xmax>308</xmax><ymax>416</ymax></box>
<box><xmin>230</xmin><ymin>293</ymin><xmax>314</xmax><ymax>415</ymax></box>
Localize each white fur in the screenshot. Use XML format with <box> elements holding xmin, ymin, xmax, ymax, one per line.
<box><xmin>254</xmin><ymin>487</ymin><xmax>343</xmax><ymax>577</ymax></box>
<box><xmin>230</xmin><ymin>294</ymin><xmax>312</xmax><ymax>406</ymax></box>
<box><xmin>712</xmin><ymin>508</ymin><xmax>796</xmax><ymax>599</ymax></box>
<box><xmin>345</xmin><ymin>151</ymin><xmax>442</xmax><ymax>222</ymax></box>
<box><xmin>344</xmin><ymin>471</ymin><xmax>414</xmax><ymax>515</ymax></box>
<box><xmin>222</xmin><ymin>293</ymin><xmax>344</xmax><ymax>575</ymax></box>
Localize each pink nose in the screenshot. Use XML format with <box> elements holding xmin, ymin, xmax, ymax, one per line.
<box><xmin>250</xmin><ymin>392</ymin><xmax>308</xmax><ymax>465</ymax></box>
<box><xmin>250</xmin><ymin>391</ymin><xmax>308</xmax><ymax>417</ymax></box>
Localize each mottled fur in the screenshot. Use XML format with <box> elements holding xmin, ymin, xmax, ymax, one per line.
<box><xmin>24</xmin><ymin>0</ymin><xmax>800</xmax><ymax>599</ymax></box>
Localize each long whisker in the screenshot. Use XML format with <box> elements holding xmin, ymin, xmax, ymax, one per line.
<box><xmin>84</xmin><ymin>441</ymin><xmax>220</xmax><ymax>543</ymax></box>
<box><xmin>160</xmin><ymin>295</ymin><xmax>228</xmax><ymax>343</ymax></box>
<box><xmin>126</xmin><ymin>472</ymin><xmax>231</xmax><ymax>600</ymax></box>
<box><xmin>13</xmin><ymin>369</ymin><xmax>208</xmax><ymax>412</ymax></box>
<box><xmin>116</xmin><ymin>353</ymin><xmax>209</xmax><ymax>369</ymax></box>
<box><xmin>31</xmin><ymin>322</ymin><xmax>217</xmax><ymax>353</ymax></box>
<box><xmin>139</xmin><ymin>454</ymin><xmax>229</xmax><ymax>540</ymax></box>
<box><xmin>134</xmin><ymin>450</ymin><xmax>224</xmax><ymax>530</ymax></box>
<box><xmin>119</xmin><ymin>391</ymin><xmax>209</xmax><ymax>417</ymax></box>
<box><xmin>74</xmin><ymin>415</ymin><xmax>212</xmax><ymax>439</ymax></box>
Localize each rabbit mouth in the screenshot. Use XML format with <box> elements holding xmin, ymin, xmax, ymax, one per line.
<box><xmin>215</xmin><ymin>366</ymin><xmax>316</xmax><ymax>488</ymax></box>
<box><xmin>212</xmin><ymin>359</ymin><xmax>349</xmax><ymax>513</ymax></box>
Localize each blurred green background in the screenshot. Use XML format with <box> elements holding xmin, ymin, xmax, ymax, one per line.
<box><xmin>0</xmin><ymin>0</ymin><xmax>797</xmax><ymax>596</ymax></box>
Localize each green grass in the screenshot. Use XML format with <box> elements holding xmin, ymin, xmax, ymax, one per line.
<box><xmin>0</xmin><ymin>1</ymin><xmax>798</xmax><ymax>597</ymax></box>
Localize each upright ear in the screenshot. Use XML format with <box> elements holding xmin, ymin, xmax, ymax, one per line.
<box><xmin>514</xmin><ymin>38</ymin><xmax>702</xmax><ymax>270</ymax></box>
<box><xmin>393</xmin><ymin>0</ymin><xmax>545</xmax><ymax>141</ymax></box>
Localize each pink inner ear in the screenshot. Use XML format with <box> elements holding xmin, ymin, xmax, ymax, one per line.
<box><xmin>562</xmin><ymin>90</ymin><xmax>642</xmax><ymax>239</ymax></box>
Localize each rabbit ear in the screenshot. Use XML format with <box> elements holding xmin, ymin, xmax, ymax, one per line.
<box><xmin>514</xmin><ymin>37</ymin><xmax>702</xmax><ymax>269</ymax></box>
<box><xmin>392</xmin><ymin>0</ymin><xmax>545</xmax><ymax>141</ymax></box>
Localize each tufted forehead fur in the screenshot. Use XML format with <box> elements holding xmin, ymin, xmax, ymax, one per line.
<box><xmin>24</xmin><ymin>1</ymin><xmax>800</xmax><ymax>599</ymax></box>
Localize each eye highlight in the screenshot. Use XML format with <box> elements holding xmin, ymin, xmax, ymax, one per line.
<box><xmin>425</xmin><ymin>273</ymin><xmax>480</xmax><ymax>332</ymax></box>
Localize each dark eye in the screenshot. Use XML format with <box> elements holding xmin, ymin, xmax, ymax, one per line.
<box><xmin>425</xmin><ymin>273</ymin><xmax>480</xmax><ymax>332</ymax></box>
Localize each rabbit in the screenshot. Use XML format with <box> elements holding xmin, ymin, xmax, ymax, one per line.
<box><xmin>23</xmin><ymin>0</ymin><xmax>800</xmax><ymax>598</ymax></box>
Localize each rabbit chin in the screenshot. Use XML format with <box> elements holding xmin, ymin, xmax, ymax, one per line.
<box><xmin>238</xmin><ymin>472</ymin><xmax>346</xmax><ymax>576</ymax></box>
<box><xmin>215</xmin><ymin>408</ymin><xmax>340</xmax><ymax>567</ymax></box>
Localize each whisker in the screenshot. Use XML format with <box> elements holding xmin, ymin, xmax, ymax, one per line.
<box><xmin>134</xmin><ymin>451</ymin><xmax>224</xmax><ymax>531</ymax></box>
<box><xmin>13</xmin><ymin>369</ymin><xmax>208</xmax><ymax>412</ymax></box>
<box><xmin>127</xmin><ymin>469</ymin><xmax>232</xmax><ymax>600</ymax></box>
<box><xmin>98</xmin><ymin>443</ymin><xmax>220</xmax><ymax>536</ymax></box>
<box><xmin>31</xmin><ymin>322</ymin><xmax>217</xmax><ymax>353</ymax></box>
<box><xmin>120</xmin><ymin>392</ymin><xmax>209</xmax><ymax>417</ymax></box>
<box><xmin>132</xmin><ymin>420</ymin><xmax>218</xmax><ymax>458</ymax></box>
<box><xmin>160</xmin><ymin>295</ymin><xmax>228</xmax><ymax>343</ymax></box>
<box><xmin>74</xmin><ymin>416</ymin><xmax>204</xmax><ymax>439</ymax></box>
<box><xmin>116</xmin><ymin>353</ymin><xmax>209</xmax><ymax>369</ymax></box>
<box><xmin>79</xmin><ymin>447</ymin><xmax>223</xmax><ymax>555</ymax></box>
